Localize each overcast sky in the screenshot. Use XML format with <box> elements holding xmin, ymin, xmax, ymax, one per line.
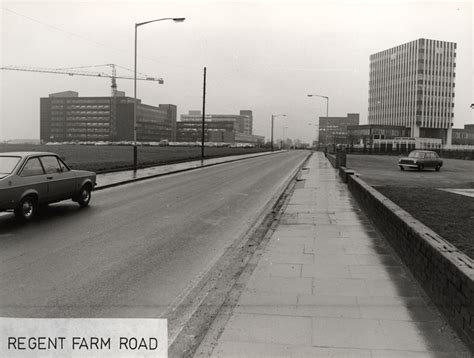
<box><xmin>1</xmin><ymin>0</ymin><xmax>472</xmax><ymax>142</ymax></box>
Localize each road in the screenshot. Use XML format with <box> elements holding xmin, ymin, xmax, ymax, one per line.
<box><xmin>0</xmin><ymin>151</ymin><xmax>307</xmax><ymax>322</ymax></box>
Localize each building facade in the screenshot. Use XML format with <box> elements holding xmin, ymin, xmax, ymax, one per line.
<box><xmin>176</xmin><ymin>120</ymin><xmax>235</xmax><ymax>143</ymax></box>
<box><xmin>369</xmin><ymin>38</ymin><xmax>456</xmax><ymax>143</ymax></box>
<box><xmin>177</xmin><ymin>110</ymin><xmax>262</xmax><ymax>144</ymax></box>
<box><xmin>180</xmin><ymin>110</ymin><xmax>253</xmax><ymax>135</ymax></box>
<box><xmin>40</xmin><ymin>91</ymin><xmax>176</xmax><ymax>142</ymax></box>
<box><xmin>318</xmin><ymin>113</ymin><xmax>359</xmax><ymax>145</ymax></box>
<box><xmin>452</xmin><ymin>124</ymin><xmax>474</xmax><ymax>145</ymax></box>
<box><xmin>347</xmin><ymin>124</ymin><xmax>410</xmax><ymax>146</ymax></box>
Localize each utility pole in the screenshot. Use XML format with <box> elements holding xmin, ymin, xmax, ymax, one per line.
<box><xmin>201</xmin><ymin>67</ymin><xmax>207</xmax><ymax>160</ymax></box>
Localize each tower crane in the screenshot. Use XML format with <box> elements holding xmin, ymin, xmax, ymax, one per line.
<box><xmin>1</xmin><ymin>64</ymin><xmax>164</xmax><ymax>142</ymax></box>
<box><xmin>0</xmin><ymin>63</ymin><xmax>164</xmax><ymax>96</ymax></box>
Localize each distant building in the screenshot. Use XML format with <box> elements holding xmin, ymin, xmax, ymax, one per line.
<box><xmin>40</xmin><ymin>91</ymin><xmax>176</xmax><ymax>142</ymax></box>
<box><xmin>452</xmin><ymin>124</ymin><xmax>474</xmax><ymax>145</ymax></box>
<box><xmin>176</xmin><ymin>120</ymin><xmax>236</xmax><ymax>143</ymax></box>
<box><xmin>319</xmin><ymin>113</ymin><xmax>359</xmax><ymax>145</ymax></box>
<box><xmin>180</xmin><ymin>110</ymin><xmax>253</xmax><ymax>135</ymax></box>
<box><xmin>347</xmin><ymin>125</ymin><xmax>410</xmax><ymax>146</ymax></box>
<box><xmin>177</xmin><ymin>110</ymin><xmax>263</xmax><ymax>144</ymax></box>
<box><xmin>369</xmin><ymin>38</ymin><xmax>456</xmax><ymax>143</ymax></box>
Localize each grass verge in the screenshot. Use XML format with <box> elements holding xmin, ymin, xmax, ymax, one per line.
<box><xmin>376</xmin><ymin>186</ymin><xmax>474</xmax><ymax>260</ymax></box>
<box><xmin>0</xmin><ymin>144</ymin><xmax>269</xmax><ymax>173</ymax></box>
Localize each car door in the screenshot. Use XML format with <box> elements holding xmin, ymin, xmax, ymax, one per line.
<box><xmin>39</xmin><ymin>155</ymin><xmax>77</xmax><ymax>202</ymax></box>
<box><xmin>426</xmin><ymin>153</ymin><xmax>435</xmax><ymax>167</ymax></box>
<box><xmin>0</xmin><ymin>155</ymin><xmax>23</xmax><ymax>210</ymax></box>
<box><xmin>16</xmin><ymin>157</ymin><xmax>49</xmax><ymax>203</ymax></box>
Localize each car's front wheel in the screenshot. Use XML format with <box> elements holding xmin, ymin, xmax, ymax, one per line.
<box><xmin>14</xmin><ymin>196</ymin><xmax>37</xmax><ymax>221</ymax></box>
<box><xmin>77</xmin><ymin>185</ymin><xmax>92</xmax><ymax>207</ymax></box>
<box><xmin>435</xmin><ymin>164</ymin><xmax>441</xmax><ymax>172</ymax></box>
<box><xmin>417</xmin><ymin>164</ymin><xmax>424</xmax><ymax>171</ymax></box>
<box><xmin>399</xmin><ymin>165</ymin><xmax>404</xmax><ymax>171</ymax></box>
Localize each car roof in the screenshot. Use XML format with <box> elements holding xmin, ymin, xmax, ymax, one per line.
<box><xmin>0</xmin><ymin>151</ymin><xmax>59</xmax><ymax>157</ymax></box>
<box><xmin>410</xmin><ymin>150</ymin><xmax>436</xmax><ymax>153</ymax></box>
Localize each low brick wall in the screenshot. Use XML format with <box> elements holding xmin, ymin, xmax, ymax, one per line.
<box><xmin>347</xmin><ymin>175</ymin><xmax>474</xmax><ymax>347</ymax></box>
<box><xmin>338</xmin><ymin>166</ymin><xmax>355</xmax><ymax>183</ymax></box>
<box><xmin>327</xmin><ymin>153</ymin><xmax>337</xmax><ymax>168</ymax></box>
<box><xmin>327</xmin><ymin>152</ymin><xmax>346</xmax><ymax>169</ymax></box>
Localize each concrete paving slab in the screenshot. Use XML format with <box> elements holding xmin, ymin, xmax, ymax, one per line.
<box><xmin>245</xmin><ymin>277</ymin><xmax>313</xmax><ymax>295</ymax></box>
<box><xmin>301</xmin><ymin>264</ymin><xmax>352</xmax><ymax>278</ymax></box>
<box><xmin>349</xmin><ymin>265</ymin><xmax>407</xmax><ymax>280</ymax></box>
<box><xmin>370</xmin><ymin>350</ymin><xmax>466</xmax><ymax>358</ymax></box>
<box><xmin>211</xmin><ymin>341</ymin><xmax>373</xmax><ymax>358</ymax></box>
<box><xmin>265</xmin><ymin>242</ymin><xmax>305</xmax><ymax>254</ymax></box>
<box><xmin>261</xmin><ymin>251</ymin><xmax>314</xmax><ymax>265</ymax></box>
<box><xmin>260</xmin><ymin>263</ymin><xmax>302</xmax><ymax>278</ymax></box>
<box><xmin>218</xmin><ymin>313</ymin><xmax>312</xmax><ymax>346</ymax></box>
<box><xmin>312</xmin><ymin>278</ymin><xmax>370</xmax><ymax>296</ymax></box>
<box><xmin>296</xmin><ymin>294</ymin><xmax>360</xmax><ymax>318</ymax></box>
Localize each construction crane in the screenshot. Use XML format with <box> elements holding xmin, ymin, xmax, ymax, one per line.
<box><xmin>1</xmin><ymin>64</ymin><xmax>164</xmax><ymax>142</ymax></box>
<box><xmin>0</xmin><ymin>63</ymin><xmax>164</xmax><ymax>96</ymax></box>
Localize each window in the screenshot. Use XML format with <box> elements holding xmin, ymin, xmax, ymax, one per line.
<box><xmin>58</xmin><ymin>158</ymin><xmax>70</xmax><ymax>172</ymax></box>
<box><xmin>20</xmin><ymin>158</ymin><xmax>45</xmax><ymax>177</ymax></box>
<box><xmin>40</xmin><ymin>156</ymin><xmax>61</xmax><ymax>174</ymax></box>
<box><xmin>0</xmin><ymin>156</ymin><xmax>21</xmax><ymax>175</ymax></box>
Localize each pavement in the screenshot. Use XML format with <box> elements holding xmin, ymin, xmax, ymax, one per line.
<box><xmin>205</xmin><ymin>152</ymin><xmax>471</xmax><ymax>357</ymax></box>
<box><xmin>96</xmin><ymin>151</ymin><xmax>278</xmax><ymax>189</ymax></box>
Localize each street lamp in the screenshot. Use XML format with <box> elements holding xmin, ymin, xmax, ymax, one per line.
<box><xmin>281</xmin><ymin>126</ymin><xmax>288</xmax><ymax>150</ymax></box>
<box><xmin>271</xmin><ymin>114</ymin><xmax>286</xmax><ymax>152</ymax></box>
<box><xmin>308</xmin><ymin>94</ymin><xmax>329</xmax><ymax>148</ymax></box>
<box><xmin>133</xmin><ymin>17</ymin><xmax>185</xmax><ymax>171</ymax></box>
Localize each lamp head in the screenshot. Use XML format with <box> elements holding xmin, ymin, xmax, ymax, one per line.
<box><xmin>173</xmin><ymin>18</ymin><xmax>186</xmax><ymax>22</ymax></box>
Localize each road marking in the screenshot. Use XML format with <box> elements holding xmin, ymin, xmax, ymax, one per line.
<box><xmin>438</xmin><ymin>188</ymin><xmax>474</xmax><ymax>198</ymax></box>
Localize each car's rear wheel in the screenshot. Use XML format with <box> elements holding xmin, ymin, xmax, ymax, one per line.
<box><xmin>14</xmin><ymin>196</ymin><xmax>37</xmax><ymax>221</ymax></box>
<box><xmin>77</xmin><ymin>185</ymin><xmax>92</xmax><ymax>207</ymax></box>
<box><xmin>435</xmin><ymin>164</ymin><xmax>441</xmax><ymax>171</ymax></box>
<box><xmin>399</xmin><ymin>166</ymin><xmax>404</xmax><ymax>171</ymax></box>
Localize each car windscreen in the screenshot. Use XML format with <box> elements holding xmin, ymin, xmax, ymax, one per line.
<box><xmin>0</xmin><ymin>156</ymin><xmax>21</xmax><ymax>174</ymax></box>
<box><xmin>408</xmin><ymin>152</ymin><xmax>425</xmax><ymax>158</ymax></box>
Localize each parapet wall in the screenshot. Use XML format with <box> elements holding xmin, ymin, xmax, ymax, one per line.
<box><xmin>347</xmin><ymin>174</ymin><xmax>474</xmax><ymax>348</ymax></box>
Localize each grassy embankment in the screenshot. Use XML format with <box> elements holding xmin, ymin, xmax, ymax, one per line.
<box><xmin>0</xmin><ymin>144</ymin><xmax>269</xmax><ymax>173</ymax></box>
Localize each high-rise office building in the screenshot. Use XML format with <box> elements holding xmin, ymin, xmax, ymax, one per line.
<box><xmin>368</xmin><ymin>38</ymin><xmax>456</xmax><ymax>143</ymax></box>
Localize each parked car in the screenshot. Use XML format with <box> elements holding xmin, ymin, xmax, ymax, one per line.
<box><xmin>0</xmin><ymin>152</ymin><xmax>96</xmax><ymax>220</ymax></box>
<box><xmin>398</xmin><ymin>150</ymin><xmax>443</xmax><ymax>171</ymax></box>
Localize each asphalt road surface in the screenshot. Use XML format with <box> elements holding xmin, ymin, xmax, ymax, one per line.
<box><xmin>0</xmin><ymin>151</ymin><xmax>307</xmax><ymax>321</ymax></box>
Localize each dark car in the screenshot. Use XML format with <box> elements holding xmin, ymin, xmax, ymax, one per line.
<box><xmin>398</xmin><ymin>150</ymin><xmax>443</xmax><ymax>171</ymax></box>
<box><xmin>0</xmin><ymin>152</ymin><xmax>96</xmax><ymax>220</ymax></box>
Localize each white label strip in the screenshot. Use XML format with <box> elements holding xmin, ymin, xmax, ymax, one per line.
<box><xmin>0</xmin><ymin>318</ymin><xmax>167</xmax><ymax>357</ymax></box>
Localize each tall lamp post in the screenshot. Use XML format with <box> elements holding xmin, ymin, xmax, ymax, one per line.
<box><xmin>133</xmin><ymin>17</ymin><xmax>185</xmax><ymax>171</ymax></box>
<box><xmin>307</xmin><ymin>94</ymin><xmax>329</xmax><ymax>148</ymax></box>
<box><xmin>271</xmin><ymin>114</ymin><xmax>286</xmax><ymax>151</ymax></box>
<box><xmin>281</xmin><ymin>126</ymin><xmax>288</xmax><ymax>150</ymax></box>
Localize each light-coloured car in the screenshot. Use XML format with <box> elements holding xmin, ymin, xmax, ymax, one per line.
<box><xmin>0</xmin><ymin>152</ymin><xmax>96</xmax><ymax>220</ymax></box>
<box><xmin>398</xmin><ymin>150</ymin><xmax>443</xmax><ymax>171</ymax></box>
